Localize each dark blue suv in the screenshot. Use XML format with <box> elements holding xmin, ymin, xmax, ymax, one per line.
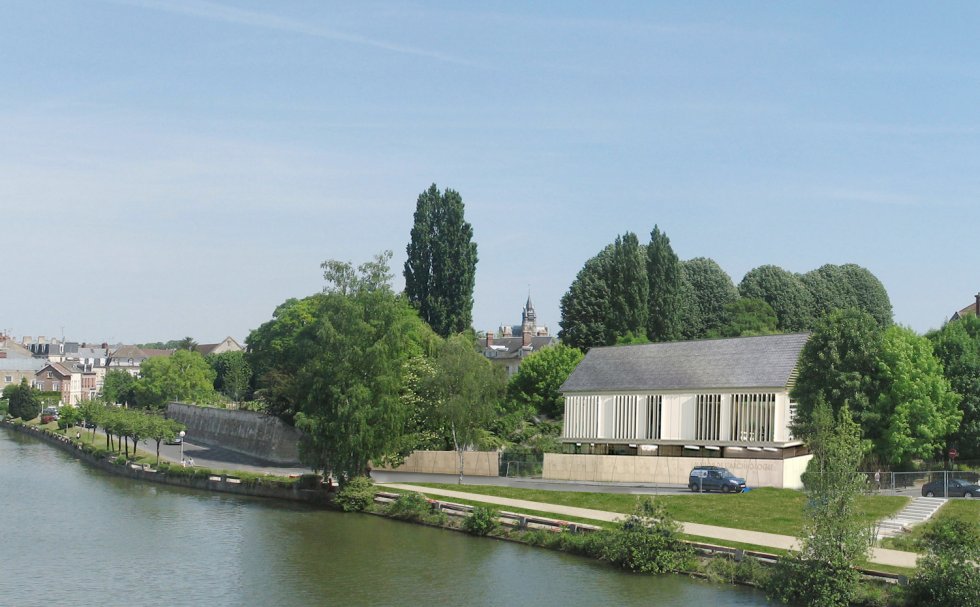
<box><xmin>689</xmin><ymin>466</ymin><xmax>746</xmax><ymax>493</ymax></box>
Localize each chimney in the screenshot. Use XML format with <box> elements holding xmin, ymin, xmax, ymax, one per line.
<box><xmin>0</xmin><ymin>352</ymin><xmax>6</xmax><ymax>359</ymax></box>
<box><xmin>38</xmin><ymin>336</ymin><xmax>45</xmax><ymax>345</ymax></box>
<box><xmin>975</xmin><ymin>293</ymin><xmax>979</xmax><ymax>316</ymax></box>
<box><xmin>23</xmin><ymin>336</ymin><xmax>30</xmax><ymax>345</ymax></box>
<box><xmin>522</xmin><ymin>328</ymin><xmax>532</xmax><ymax>347</ymax></box>
<box><xmin>486</xmin><ymin>331</ymin><xmax>494</xmax><ymax>347</ymax></box>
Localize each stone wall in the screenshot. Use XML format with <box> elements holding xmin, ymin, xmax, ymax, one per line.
<box><xmin>375</xmin><ymin>450</ymin><xmax>500</xmax><ymax>476</ymax></box>
<box><xmin>166</xmin><ymin>403</ymin><xmax>302</xmax><ymax>465</ymax></box>
<box><xmin>543</xmin><ymin>453</ymin><xmax>812</xmax><ymax>489</ymax></box>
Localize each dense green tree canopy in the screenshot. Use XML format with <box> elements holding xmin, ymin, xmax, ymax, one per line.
<box><xmin>559</xmin><ymin>249</ymin><xmax>615</xmax><ymax>351</ymax></box>
<box><xmin>207</xmin><ymin>351</ymin><xmax>251</xmax><ymax>402</ymax></box>
<box><xmin>246</xmin><ymin>294</ymin><xmax>324</xmax><ymax>421</ymax></box>
<box><xmin>134</xmin><ymin>350</ymin><xmax>218</xmax><ymax>409</ymax></box>
<box><xmin>102</xmin><ymin>369</ymin><xmax>136</xmax><ymax>406</ymax></box>
<box><xmin>708</xmin><ymin>298</ymin><xmax>778</xmax><ymax>338</ymax></box>
<box><xmin>6</xmin><ymin>378</ymin><xmax>41</xmax><ymax>421</ymax></box>
<box><xmin>403</xmin><ymin>184</ymin><xmax>478</xmax><ymax>337</ymax></box>
<box><xmin>645</xmin><ymin>226</ymin><xmax>685</xmax><ymax>342</ymax></box>
<box><xmin>679</xmin><ymin>257</ymin><xmax>738</xmax><ymax>339</ymax></box>
<box><xmin>928</xmin><ymin>314</ymin><xmax>980</xmax><ymax>459</ymax></box>
<box><xmin>293</xmin><ymin>254</ymin><xmax>438</xmax><ymax>483</ymax></box>
<box><xmin>874</xmin><ymin>325</ymin><xmax>961</xmax><ymax>464</ymax></box>
<box><xmin>738</xmin><ymin>265</ymin><xmax>814</xmax><ymax>331</ymax></box>
<box><xmin>802</xmin><ymin>264</ymin><xmax>892</xmax><ymax>328</ymax></box>
<box><xmin>420</xmin><ymin>334</ymin><xmax>505</xmax><ymax>482</ymax></box>
<box><xmin>791</xmin><ymin>308</ymin><xmax>884</xmax><ymax>441</ymax></box>
<box><xmin>606</xmin><ymin>232</ymin><xmax>648</xmax><ymax>339</ymax></box>
<box><xmin>507</xmin><ymin>344</ymin><xmax>584</xmax><ymax>418</ymax></box>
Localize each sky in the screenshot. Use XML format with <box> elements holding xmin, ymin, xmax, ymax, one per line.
<box><xmin>3</xmin><ymin>1</ymin><xmax>980</xmax><ymax>345</ymax></box>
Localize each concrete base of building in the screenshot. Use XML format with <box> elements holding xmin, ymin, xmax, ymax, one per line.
<box><xmin>543</xmin><ymin>452</ymin><xmax>813</xmax><ymax>489</ymax></box>
<box><xmin>374</xmin><ymin>450</ymin><xmax>501</xmax><ymax>477</ymax></box>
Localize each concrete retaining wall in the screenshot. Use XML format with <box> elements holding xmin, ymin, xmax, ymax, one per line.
<box><xmin>166</xmin><ymin>403</ymin><xmax>302</xmax><ymax>465</ymax></box>
<box><xmin>376</xmin><ymin>450</ymin><xmax>500</xmax><ymax>476</ymax></box>
<box><xmin>543</xmin><ymin>453</ymin><xmax>812</xmax><ymax>489</ymax></box>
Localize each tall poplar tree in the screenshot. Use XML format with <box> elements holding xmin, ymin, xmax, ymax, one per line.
<box><xmin>559</xmin><ymin>250</ymin><xmax>614</xmax><ymax>351</ymax></box>
<box><xmin>606</xmin><ymin>232</ymin><xmax>648</xmax><ymax>339</ymax></box>
<box><xmin>404</xmin><ymin>184</ymin><xmax>478</xmax><ymax>337</ymax></box>
<box><xmin>645</xmin><ymin>225</ymin><xmax>684</xmax><ymax>342</ymax></box>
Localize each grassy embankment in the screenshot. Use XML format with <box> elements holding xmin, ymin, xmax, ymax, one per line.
<box><xmin>881</xmin><ymin>498</ymin><xmax>980</xmax><ymax>552</ymax></box>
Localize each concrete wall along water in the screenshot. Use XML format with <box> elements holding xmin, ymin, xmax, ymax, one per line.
<box><xmin>167</xmin><ymin>403</ymin><xmax>302</xmax><ymax>465</ymax></box>
<box><xmin>543</xmin><ymin>453</ymin><xmax>813</xmax><ymax>489</ymax></box>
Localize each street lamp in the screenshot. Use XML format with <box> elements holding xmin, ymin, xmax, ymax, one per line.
<box><xmin>179</xmin><ymin>430</ymin><xmax>186</xmax><ymax>465</ymax></box>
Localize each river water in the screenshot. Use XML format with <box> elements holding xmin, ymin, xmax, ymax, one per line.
<box><xmin>0</xmin><ymin>429</ymin><xmax>769</xmax><ymax>607</ymax></box>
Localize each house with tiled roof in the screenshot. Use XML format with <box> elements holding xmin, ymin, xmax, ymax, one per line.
<box><xmin>34</xmin><ymin>362</ymin><xmax>83</xmax><ymax>404</ymax></box>
<box><xmin>950</xmin><ymin>293</ymin><xmax>980</xmax><ymax>322</ymax></box>
<box><xmin>544</xmin><ymin>333</ymin><xmax>813</xmax><ymax>488</ymax></box>
<box><xmin>483</xmin><ymin>296</ymin><xmax>557</xmax><ymax>376</ymax></box>
<box><xmin>106</xmin><ymin>345</ymin><xmax>174</xmax><ymax>377</ymax></box>
<box><xmin>195</xmin><ymin>336</ymin><xmax>243</xmax><ymax>357</ymax></box>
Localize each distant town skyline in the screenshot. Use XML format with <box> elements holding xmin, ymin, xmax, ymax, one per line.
<box><xmin>5</xmin><ymin>2</ymin><xmax>980</xmax><ymax>344</ymax></box>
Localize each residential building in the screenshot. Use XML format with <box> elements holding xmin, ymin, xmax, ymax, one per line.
<box><xmin>483</xmin><ymin>296</ymin><xmax>557</xmax><ymax>376</ymax></box>
<box><xmin>106</xmin><ymin>345</ymin><xmax>174</xmax><ymax>377</ymax></box>
<box><xmin>1</xmin><ymin>358</ymin><xmax>46</xmax><ymax>390</ymax></box>
<box><xmin>34</xmin><ymin>362</ymin><xmax>83</xmax><ymax>405</ymax></box>
<box><xmin>950</xmin><ymin>293</ymin><xmax>980</xmax><ymax>322</ymax></box>
<box><xmin>195</xmin><ymin>336</ymin><xmax>244</xmax><ymax>357</ymax></box>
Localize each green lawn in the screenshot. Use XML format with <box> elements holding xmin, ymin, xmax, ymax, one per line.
<box><xmin>881</xmin><ymin>499</ymin><xmax>980</xmax><ymax>552</ymax></box>
<box><xmin>406</xmin><ymin>483</ymin><xmax>908</xmax><ymax>538</ymax></box>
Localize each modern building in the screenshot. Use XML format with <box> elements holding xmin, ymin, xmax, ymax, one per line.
<box><xmin>544</xmin><ymin>333</ymin><xmax>813</xmax><ymax>488</ymax></box>
<box><xmin>483</xmin><ymin>296</ymin><xmax>557</xmax><ymax>376</ymax></box>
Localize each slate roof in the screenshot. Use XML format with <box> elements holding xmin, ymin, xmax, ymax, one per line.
<box><xmin>0</xmin><ymin>358</ymin><xmax>46</xmax><ymax>372</ymax></box>
<box><xmin>561</xmin><ymin>333</ymin><xmax>810</xmax><ymax>393</ymax></box>
<box><xmin>486</xmin><ymin>335</ymin><xmax>557</xmax><ymax>359</ymax></box>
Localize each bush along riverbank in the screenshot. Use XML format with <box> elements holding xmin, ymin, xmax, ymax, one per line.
<box><xmin>342</xmin><ymin>479</ymin><xmax>922</xmax><ymax>607</ymax></box>
<box><xmin>1</xmin><ymin>419</ymin><xmax>333</xmax><ymax>505</ymax></box>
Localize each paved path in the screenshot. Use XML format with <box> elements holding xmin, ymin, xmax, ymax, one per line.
<box><xmin>380</xmin><ymin>483</ymin><xmax>919</xmax><ymax>569</ymax></box>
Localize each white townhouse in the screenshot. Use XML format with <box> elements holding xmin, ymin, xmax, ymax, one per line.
<box><xmin>545</xmin><ymin>333</ymin><xmax>813</xmax><ymax>488</ymax></box>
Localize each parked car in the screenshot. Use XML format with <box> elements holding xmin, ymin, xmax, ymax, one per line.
<box><xmin>164</xmin><ymin>435</ymin><xmax>183</xmax><ymax>445</ymax></box>
<box><xmin>920</xmin><ymin>478</ymin><xmax>979</xmax><ymax>498</ymax></box>
<box><xmin>689</xmin><ymin>466</ymin><xmax>747</xmax><ymax>493</ymax></box>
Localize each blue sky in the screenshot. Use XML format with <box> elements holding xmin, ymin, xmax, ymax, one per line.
<box><xmin>3</xmin><ymin>1</ymin><xmax>979</xmax><ymax>344</ymax></box>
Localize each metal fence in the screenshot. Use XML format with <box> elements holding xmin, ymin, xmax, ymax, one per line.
<box><xmin>861</xmin><ymin>469</ymin><xmax>980</xmax><ymax>497</ymax></box>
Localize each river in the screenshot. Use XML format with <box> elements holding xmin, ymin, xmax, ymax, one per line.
<box><xmin>0</xmin><ymin>429</ymin><xmax>769</xmax><ymax>607</ymax></box>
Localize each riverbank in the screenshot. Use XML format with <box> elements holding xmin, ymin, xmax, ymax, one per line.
<box><xmin>0</xmin><ymin>420</ymin><xmax>334</xmax><ymax>505</ymax></box>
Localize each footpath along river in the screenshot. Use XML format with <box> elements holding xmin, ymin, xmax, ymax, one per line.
<box><xmin>0</xmin><ymin>429</ymin><xmax>769</xmax><ymax>607</ymax></box>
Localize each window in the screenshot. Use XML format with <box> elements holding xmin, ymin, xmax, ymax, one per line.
<box><xmin>646</xmin><ymin>395</ymin><xmax>662</xmax><ymax>439</ymax></box>
<box><xmin>730</xmin><ymin>393</ymin><xmax>776</xmax><ymax>443</ymax></box>
<box><xmin>695</xmin><ymin>394</ymin><xmax>722</xmax><ymax>441</ymax></box>
<box><xmin>4</xmin><ymin>376</ymin><xmax>10</xmax><ymax>383</ymax></box>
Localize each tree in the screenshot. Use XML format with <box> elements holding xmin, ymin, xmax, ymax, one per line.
<box><xmin>790</xmin><ymin>308</ymin><xmax>884</xmax><ymax>442</ymax></box>
<box><xmin>207</xmin><ymin>351</ymin><xmax>251</xmax><ymax>402</ymax></box>
<box><xmin>645</xmin><ymin>225</ymin><xmax>685</xmax><ymax>342</ymax></box>
<box><xmin>246</xmin><ymin>294</ymin><xmax>325</xmax><ymax>421</ymax></box>
<box><xmin>558</xmin><ymin>250</ymin><xmax>614</xmax><ymax>351</ymax></box>
<box><xmin>102</xmin><ymin>369</ymin><xmax>136</xmax><ymax>406</ymax></box>
<box><xmin>403</xmin><ymin>183</ymin><xmax>478</xmax><ymax>337</ymax></box>
<box><xmin>873</xmin><ymin>325</ymin><xmax>961</xmax><ymax>464</ymax></box>
<box><xmin>679</xmin><ymin>257</ymin><xmax>739</xmax><ymax>339</ymax></box>
<box><xmin>421</xmin><ymin>334</ymin><xmax>505</xmax><ymax>483</ymax></box>
<box><xmin>292</xmin><ymin>253</ymin><xmax>438</xmax><ymax>484</ymax></box>
<box><xmin>146</xmin><ymin>414</ymin><xmax>185</xmax><ymax>465</ymax></box>
<box><xmin>907</xmin><ymin>518</ymin><xmax>980</xmax><ymax>605</ymax></box>
<box><xmin>507</xmin><ymin>344</ymin><xmax>584</xmax><ymax>418</ymax></box>
<box><xmin>134</xmin><ymin>350</ymin><xmax>217</xmax><ymax>409</ymax></box>
<box><xmin>708</xmin><ymin>298</ymin><xmax>778</xmax><ymax>338</ymax></box>
<box><xmin>605</xmin><ymin>232</ymin><xmax>647</xmax><ymax>339</ymax></box>
<box><xmin>768</xmin><ymin>403</ymin><xmax>871</xmax><ymax>607</ymax></box>
<box><xmin>56</xmin><ymin>405</ymin><xmax>83</xmax><ymax>432</ymax></box>
<box><xmin>928</xmin><ymin>314</ymin><xmax>980</xmax><ymax>460</ymax></box>
<box><xmin>7</xmin><ymin>378</ymin><xmax>41</xmax><ymax>421</ymax></box>
<box><xmin>801</xmin><ymin>264</ymin><xmax>892</xmax><ymax>328</ymax></box>
<box><xmin>738</xmin><ymin>265</ymin><xmax>814</xmax><ymax>331</ymax></box>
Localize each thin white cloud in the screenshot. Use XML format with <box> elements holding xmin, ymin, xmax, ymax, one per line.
<box><xmin>106</xmin><ymin>0</ymin><xmax>477</xmax><ymax>66</ymax></box>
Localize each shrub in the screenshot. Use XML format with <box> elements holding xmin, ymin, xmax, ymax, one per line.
<box><xmin>386</xmin><ymin>493</ymin><xmax>432</xmax><ymax>521</ymax></box>
<box><xmin>766</xmin><ymin>554</ymin><xmax>857</xmax><ymax>607</ymax></box>
<box><xmin>601</xmin><ymin>497</ymin><xmax>693</xmax><ymax>574</ymax></box>
<box><xmin>335</xmin><ymin>476</ymin><xmax>375</xmax><ymax>512</ymax></box>
<box><xmin>462</xmin><ymin>505</ymin><xmax>499</xmax><ymax>536</ymax></box>
<box><xmin>906</xmin><ymin>518</ymin><xmax>980</xmax><ymax>606</ymax></box>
